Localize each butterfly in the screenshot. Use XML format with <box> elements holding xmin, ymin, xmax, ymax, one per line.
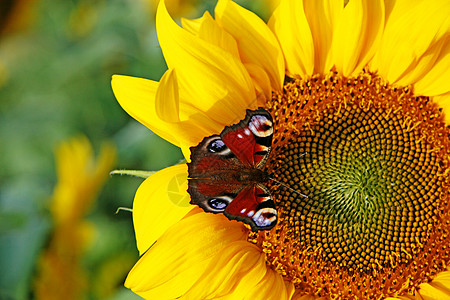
<box><xmin>187</xmin><ymin>108</ymin><xmax>277</xmax><ymax>231</ymax></box>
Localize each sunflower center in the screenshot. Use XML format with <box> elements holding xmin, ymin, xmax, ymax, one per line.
<box><xmin>249</xmin><ymin>71</ymin><xmax>450</xmax><ymax>299</ymax></box>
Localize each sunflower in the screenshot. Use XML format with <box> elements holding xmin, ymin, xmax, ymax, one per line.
<box><xmin>111</xmin><ymin>0</ymin><xmax>450</xmax><ymax>299</ymax></box>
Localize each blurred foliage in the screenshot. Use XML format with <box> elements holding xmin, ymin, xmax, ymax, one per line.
<box><xmin>0</xmin><ymin>0</ymin><xmax>270</xmax><ymax>299</ymax></box>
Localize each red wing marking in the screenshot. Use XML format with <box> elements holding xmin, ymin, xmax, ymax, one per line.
<box><xmin>221</xmin><ymin>127</ymin><xmax>257</xmax><ymax>166</ymax></box>
<box><xmin>224</xmin><ymin>185</ymin><xmax>277</xmax><ymax>231</ymax></box>
<box><xmin>224</xmin><ymin>186</ymin><xmax>259</xmax><ymax>217</ymax></box>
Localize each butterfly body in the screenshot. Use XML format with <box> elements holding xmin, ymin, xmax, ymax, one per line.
<box><xmin>187</xmin><ymin>109</ymin><xmax>277</xmax><ymax>231</ymax></box>
<box><xmin>232</xmin><ymin>168</ymin><xmax>268</xmax><ymax>183</ymax></box>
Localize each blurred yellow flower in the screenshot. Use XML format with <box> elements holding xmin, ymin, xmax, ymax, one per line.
<box><xmin>112</xmin><ymin>0</ymin><xmax>450</xmax><ymax>299</ymax></box>
<box><xmin>34</xmin><ymin>136</ymin><xmax>116</xmax><ymax>300</ymax></box>
<box><xmin>67</xmin><ymin>1</ymin><xmax>99</xmax><ymax>39</ymax></box>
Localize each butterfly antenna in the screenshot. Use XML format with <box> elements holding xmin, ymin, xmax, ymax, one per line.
<box><xmin>275</xmin><ymin>152</ymin><xmax>308</xmax><ymax>172</ymax></box>
<box><xmin>268</xmin><ymin>177</ymin><xmax>308</xmax><ymax>198</ymax></box>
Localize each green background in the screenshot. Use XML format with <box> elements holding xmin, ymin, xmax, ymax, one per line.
<box><xmin>0</xmin><ymin>0</ymin><xmax>270</xmax><ymax>299</ymax></box>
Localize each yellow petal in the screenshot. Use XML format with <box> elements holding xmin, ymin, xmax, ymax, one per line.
<box><xmin>303</xmin><ymin>0</ymin><xmax>344</xmax><ymax>74</ymax></box>
<box><xmin>243</xmin><ymin>269</ymin><xmax>295</xmax><ymax>300</ymax></box>
<box><xmin>269</xmin><ymin>0</ymin><xmax>314</xmax><ymax>77</ymax></box>
<box><xmin>132</xmin><ymin>164</ymin><xmax>193</xmax><ymax>255</ymax></box>
<box><xmin>244</xmin><ymin>63</ymin><xmax>272</xmax><ymax>102</ymax></box>
<box><xmin>156</xmin><ymin>0</ymin><xmax>257</xmax><ymax>128</ymax></box>
<box><xmin>414</xmin><ymin>38</ymin><xmax>450</xmax><ymax>97</ymax></box>
<box><xmin>155</xmin><ymin>69</ymin><xmax>219</xmax><ymax>153</ymax></box>
<box><xmin>125</xmin><ymin>211</ymin><xmax>248</xmax><ymax>299</ymax></box>
<box><xmin>155</xmin><ymin>69</ymin><xmax>180</xmax><ymax>123</ymax></box>
<box><xmin>197</xmin><ymin>11</ymin><xmax>240</xmax><ymax>59</ymax></box>
<box><xmin>192</xmin><ymin>12</ymin><xmax>271</xmax><ymax>101</ymax></box>
<box><xmin>418</xmin><ymin>280</ymin><xmax>450</xmax><ymax>299</ymax></box>
<box><xmin>215</xmin><ymin>0</ymin><xmax>285</xmax><ymax>91</ymax></box>
<box><xmin>394</xmin><ymin>37</ymin><xmax>447</xmax><ymax>91</ymax></box>
<box><xmin>181</xmin><ymin>15</ymin><xmax>203</xmax><ymax>34</ymax></box>
<box><xmin>113</xmin><ymin>71</ymin><xmax>221</xmax><ymax>155</ymax></box>
<box><xmin>371</xmin><ymin>0</ymin><xmax>450</xmax><ymax>87</ymax></box>
<box><xmin>424</xmin><ymin>268</ymin><xmax>450</xmax><ymax>297</ymax></box>
<box><xmin>184</xmin><ymin>240</ymin><xmax>267</xmax><ymax>299</ymax></box>
<box><xmin>328</xmin><ymin>0</ymin><xmax>384</xmax><ymax>77</ymax></box>
<box><xmin>111</xmin><ymin>74</ymin><xmax>180</xmax><ymax>147</ymax></box>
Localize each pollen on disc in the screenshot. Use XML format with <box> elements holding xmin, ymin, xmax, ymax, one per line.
<box><xmin>249</xmin><ymin>71</ymin><xmax>450</xmax><ymax>299</ymax></box>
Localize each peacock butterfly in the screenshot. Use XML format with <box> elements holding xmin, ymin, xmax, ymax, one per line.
<box><xmin>187</xmin><ymin>108</ymin><xmax>276</xmax><ymax>231</ymax></box>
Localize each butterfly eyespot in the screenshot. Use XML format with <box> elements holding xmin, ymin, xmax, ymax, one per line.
<box><xmin>263</xmin><ymin>212</ymin><xmax>276</xmax><ymax>218</ymax></box>
<box><xmin>261</xmin><ymin>124</ymin><xmax>271</xmax><ymax>131</ymax></box>
<box><xmin>252</xmin><ymin>207</ymin><xmax>277</xmax><ymax>228</ymax></box>
<box><xmin>208</xmin><ymin>197</ymin><xmax>229</xmax><ymax>210</ymax></box>
<box><xmin>249</xmin><ymin>115</ymin><xmax>273</xmax><ymax>137</ymax></box>
<box><xmin>207</xmin><ymin>139</ymin><xmax>227</xmax><ymax>153</ymax></box>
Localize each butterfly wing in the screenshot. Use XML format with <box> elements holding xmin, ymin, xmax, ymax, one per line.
<box><xmin>188</xmin><ymin>135</ymin><xmax>244</xmax><ymax>179</ymax></box>
<box><xmin>187</xmin><ymin>109</ymin><xmax>276</xmax><ymax>231</ymax></box>
<box><xmin>188</xmin><ymin>180</ymin><xmax>277</xmax><ymax>231</ymax></box>
<box><xmin>221</xmin><ymin>108</ymin><xmax>273</xmax><ymax>168</ymax></box>
<box><xmin>188</xmin><ymin>134</ymin><xmax>245</xmax><ymax>216</ymax></box>
<box><xmin>188</xmin><ymin>108</ymin><xmax>274</xmax><ymax>178</ymax></box>
<box><xmin>224</xmin><ymin>184</ymin><xmax>277</xmax><ymax>231</ymax></box>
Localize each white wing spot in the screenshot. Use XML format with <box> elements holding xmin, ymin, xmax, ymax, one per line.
<box><xmin>252</xmin><ymin>208</ymin><xmax>277</xmax><ymax>227</ymax></box>
<box><xmin>240</xmin><ymin>208</ymin><xmax>246</xmax><ymax>214</ymax></box>
<box><xmin>249</xmin><ymin>115</ymin><xmax>273</xmax><ymax>137</ymax></box>
<box><xmin>237</xmin><ymin>134</ymin><xmax>243</xmax><ymax>139</ymax></box>
<box><xmin>247</xmin><ymin>210</ymin><xmax>255</xmax><ymax>217</ymax></box>
<box><xmin>244</xmin><ymin>128</ymin><xmax>251</xmax><ymax>136</ymax></box>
